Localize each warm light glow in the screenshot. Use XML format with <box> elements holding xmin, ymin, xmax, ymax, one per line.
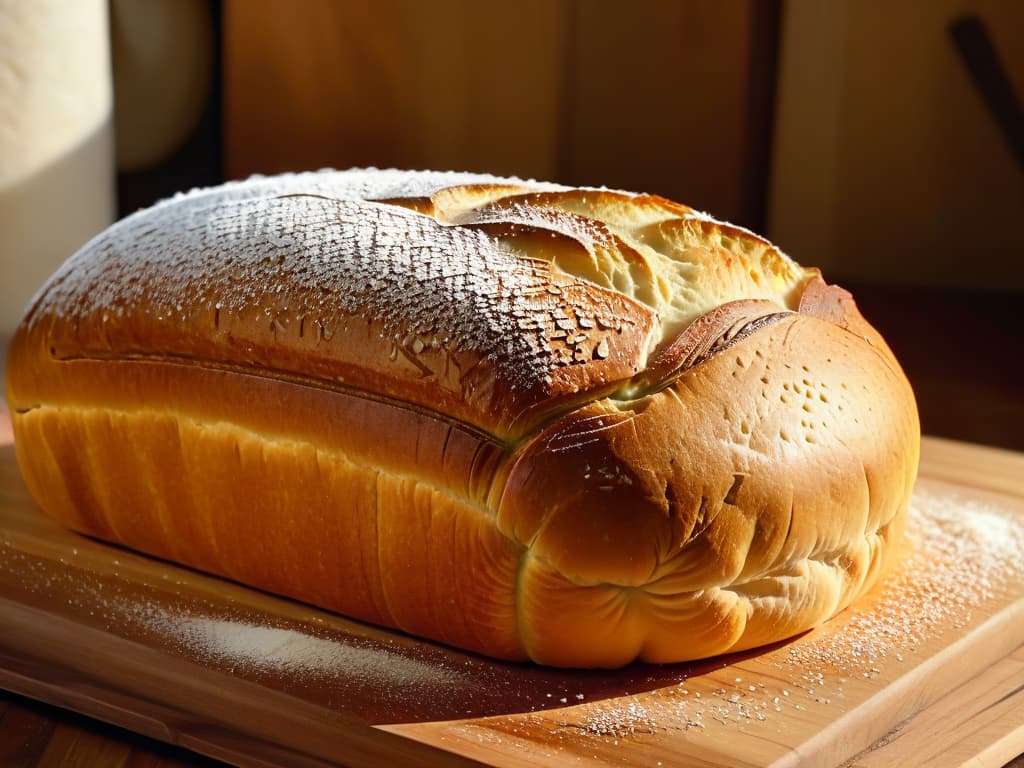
<box><xmin>0</xmin><ymin>406</ymin><xmax>13</xmax><ymax>446</ymax></box>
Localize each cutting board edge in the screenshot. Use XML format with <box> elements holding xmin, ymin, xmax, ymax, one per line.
<box><xmin>0</xmin><ymin>597</ymin><xmax>490</xmax><ymax>768</ymax></box>
<box><xmin>772</xmin><ymin>598</ymin><xmax>1024</xmax><ymax>768</ymax></box>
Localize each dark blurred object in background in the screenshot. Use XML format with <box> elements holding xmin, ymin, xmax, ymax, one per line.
<box><xmin>113</xmin><ymin>0</ymin><xmax>221</xmax><ymax>216</ymax></box>
<box><xmin>949</xmin><ymin>14</ymin><xmax>1024</xmax><ymax>171</ymax></box>
<box><xmin>110</xmin><ymin>0</ymin><xmax>1022</xmax><ymax>451</ymax></box>
<box><xmin>769</xmin><ymin>2</ymin><xmax>1023</xmax><ymax>292</ymax></box>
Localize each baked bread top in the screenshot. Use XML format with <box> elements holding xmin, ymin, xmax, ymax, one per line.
<box><xmin>21</xmin><ymin>169</ymin><xmax>812</xmax><ymax>441</ymax></box>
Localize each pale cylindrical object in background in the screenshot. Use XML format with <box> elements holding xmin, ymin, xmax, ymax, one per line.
<box><xmin>0</xmin><ymin>0</ymin><xmax>115</xmax><ymax>338</ymax></box>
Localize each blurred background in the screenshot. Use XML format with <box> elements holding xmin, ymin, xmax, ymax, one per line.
<box><xmin>1</xmin><ymin>0</ymin><xmax>1021</xmax><ymax>449</ymax></box>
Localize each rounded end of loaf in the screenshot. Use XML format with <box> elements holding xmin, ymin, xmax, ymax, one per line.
<box><xmin>499</xmin><ymin>305</ymin><xmax>919</xmax><ymax>667</ymax></box>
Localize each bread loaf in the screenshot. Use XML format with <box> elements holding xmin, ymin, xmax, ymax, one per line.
<box><xmin>5</xmin><ymin>169</ymin><xmax>920</xmax><ymax>667</ymax></box>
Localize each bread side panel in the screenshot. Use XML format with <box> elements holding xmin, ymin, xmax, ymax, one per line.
<box><xmin>6</xmin><ymin>346</ymin><xmax>510</xmax><ymax>508</ymax></box>
<box><xmin>12</xmin><ymin>405</ymin><xmax>527</xmax><ymax>661</ymax></box>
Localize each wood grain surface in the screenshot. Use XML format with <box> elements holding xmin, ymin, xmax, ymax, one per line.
<box><xmin>0</xmin><ymin>399</ymin><xmax>1022</xmax><ymax>767</ymax></box>
<box><xmin>221</xmin><ymin>0</ymin><xmax>777</xmax><ymax>227</ymax></box>
<box><xmin>0</xmin><ymin>689</ymin><xmax>226</xmax><ymax>768</ymax></box>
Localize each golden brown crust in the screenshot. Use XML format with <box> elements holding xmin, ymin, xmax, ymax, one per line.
<box><xmin>499</xmin><ymin>313</ymin><xmax>918</xmax><ymax>665</ymax></box>
<box><xmin>6</xmin><ymin>169</ymin><xmax>920</xmax><ymax>667</ymax></box>
<box><xmin>8</xmin><ymin>349</ymin><xmax>525</xmax><ymax>660</ymax></box>
<box><xmin>21</xmin><ymin>184</ymin><xmax>653</xmax><ymax>442</ymax></box>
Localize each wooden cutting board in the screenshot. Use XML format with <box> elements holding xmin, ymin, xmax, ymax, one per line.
<box><xmin>1</xmin><ymin>407</ymin><xmax>1022</xmax><ymax>767</ymax></box>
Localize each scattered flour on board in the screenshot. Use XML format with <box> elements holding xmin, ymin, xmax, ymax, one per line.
<box><xmin>780</xmin><ymin>487</ymin><xmax>1024</xmax><ymax>675</ymax></box>
<box><xmin>557</xmin><ymin>488</ymin><xmax>1024</xmax><ymax>741</ymax></box>
<box><xmin>0</xmin><ymin>548</ymin><xmax>471</xmax><ymax>696</ymax></box>
<box><xmin>144</xmin><ymin>612</ymin><xmax>467</xmax><ymax>691</ymax></box>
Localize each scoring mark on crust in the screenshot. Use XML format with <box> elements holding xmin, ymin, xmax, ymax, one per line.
<box><xmin>724</xmin><ymin>473</ymin><xmax>746</xmax><ymax>506</ymax></box>
<box><xmin>616</xmin><ymin>301</ymin><xmax>792</xmax><ymax>400</ymax></box>
<box><xmin>688</xmin><ymin>312</ymin><xmax>792</xmax><ymax>369</ymax></box>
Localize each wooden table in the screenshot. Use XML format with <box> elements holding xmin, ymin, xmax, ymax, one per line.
<box><xmin>0</xmin><ymin>689</ymin><xmax>226</xmax><ymax>767</ymax></box>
